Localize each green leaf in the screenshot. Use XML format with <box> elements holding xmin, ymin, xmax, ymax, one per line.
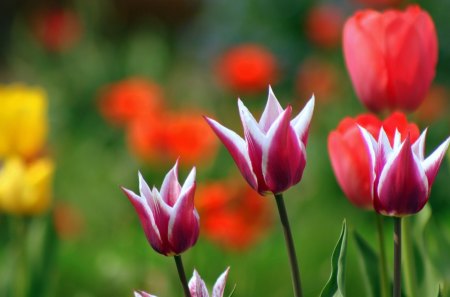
<box><xmin>437</xmin><ymin>285</ymin><xmax>442</xmax><ymax>297</ymax></box>
<box><xmin>320</xmin><ymin>220</ymin><xmax>348</xmax><ymax>297</ymax></box>
<box><xmin>353</xmin><ymin>231</ymin><xmax>381</xmax><ymax>297</ymax></box>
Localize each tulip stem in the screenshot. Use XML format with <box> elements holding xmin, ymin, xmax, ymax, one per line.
<box><xmin>402</xmin><ymin>217</ymin><xmax>417</xmax><ymax>297</ymax></box>
<box><xmin>375</xmin><ymin>214</ymin><xmax>389</xmax><ymax>297</ymax></box>
<box><xmin>393</xmin><ymin>217</ymin><xmax>402</xmax><ymax>297</ymax></box>
<box><xmin>174</xmin><ymin>255</ymin><xmax>191</xmax><ymax>297</ymax></box>
<box><xmin>274</xmin><ymin>193</ymin><xmax>303</xmax><ymax>297</ymax></box>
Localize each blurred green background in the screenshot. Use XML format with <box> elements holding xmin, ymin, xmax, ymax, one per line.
<box><xmin>0</xmin><ymin>0</ymin><xmax>450</xmax><ymax>296</ymax></box>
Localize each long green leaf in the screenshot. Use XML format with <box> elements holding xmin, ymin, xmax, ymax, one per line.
<box><xmin>353</xmin><ymin>231</ymin><xmax>381</xmax><ymax>297</ymax></box>
<box><xmin>320</xmin><ymin>220</ymin><xmax>348</xmax><ymax>297</ymax></box>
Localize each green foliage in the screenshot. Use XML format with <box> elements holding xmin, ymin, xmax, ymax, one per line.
<box><xmin>353</xmin><ymin>231</ymin><xmax>381</xmax><ymax>297</ymax></box>
<box><xmin>320</xmin><ymin>220</ymin><xmax>348</xmax><ymax>297</ymax></box>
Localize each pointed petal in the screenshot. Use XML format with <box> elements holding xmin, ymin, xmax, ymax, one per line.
<box><xmin>204</xmin><ymin>116</ymin><xmax>257</xmax><ymax>190</ymax></box>
<box><xmin>179</xmin><ymin>167</ymin><xmax>196</xmax><ymax>199</ymax></box>
<box><xmin>393</xmin><ymin>129</ymin><xmax>401</xmax><ymax>149</ymax></box>
<box><xmin>412</xmin><ymin>128</ymin><xmax>427</xmax><ymax>161</ymax></box>
<box><xmin>376</xmin><ymin>137</ymin><xmax>429</xmax><ymax>216</ymax></box>
<box><xmin>168</xmin><ymin>182</ymin><xmax>199</xmax><ymax>254</ymax></box>
<box><xmin>263</xmin><ymin>106</ymin><xmax>305</xmax><ymax>193</ymax></box>
<box><xmin>189</xmin><ymin>270</ymin><xmax>209</xmax><ymax>297</ymax></box>
<box><xmin>138</xmin><ymin>172</ymin><xmax>152</xmax><ymax>201</ymax></box>
<box><xmin>121</xmin><ymin>187</ymin><xmax>164</xmax><ymax>253</ymax></box>
<box><xmin>238</xmin><ymin>99</ymin><xmax>269</xmax><ymax>192</ymax></box>
<box><xmin>291</xmin><ymin>95</ymin><xmax>315</xmax><ymax>145</ymax></box>
<box><xmin>423</xmin><ymin>136</ymin><xmax>450</xmax><ymax>186</ymax></box>
<box><xmin>259</xmin><ymin>86</ymin><xmax>284</xmax><ymax>132</ymax></box>
<box><xmin>376</xmin><ymin>128</ymin><xmax>393</xmax><ymax>178</ymax></box>
<box><xmin>212</xmin><ymin>267</ymin><xmax>230</xmax><ymax>297</ymax></box>
<box><xmin>134</xmin><ymin>291</ymin><xmax>157</xmax><ymax>297</ymax></box>
<box><xmin>358</xmin><ymin>126</ymin><xmax>377</xmax><ymax>185</ymax></box>
<box><xmin>160</xmin><ymin>161</ymin><xmax>181</xmax><ymax>207</ymax></box>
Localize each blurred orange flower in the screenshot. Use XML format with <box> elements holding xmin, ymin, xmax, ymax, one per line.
<box><xmin>53</xmin><ymin>201</ymin><xmax>85</xmax><ymax>240</ymax></box>
<box><xmin>99</xmin><ymin>78</ymin><xmax>164</xmax><ymax>127</ymax></box>
<box><xmin>127</xmin><ymin>112</ymin><xmax>218</xmax><ymax>165</ymax></box>
<box><xmin>305</xmin><ymin>5</ymin><xmax>344</xmax><ymax>49</ymax></box>
<box><xmin>216</xmin><ymin>44</ymin><xmax>278</xmax><ymax>94</ymax></box>
<box><xmin>196</xmin><ymin>180</ymin><xmax>273</xmax><ymax>251</ymax></box>
<box><xmin>33</xmin><ymin>8</ymin><xmax>82</xmax><ymax>52</ymax></box>
<box><xmin>296</xmin><ymin>57</ymin><xmax>340</xmax><ymax>102</ymax></box>
<box><xmin>414</xmin><ymin>85</ymin><xmax>449</xmax><ymax>124</ymax></box>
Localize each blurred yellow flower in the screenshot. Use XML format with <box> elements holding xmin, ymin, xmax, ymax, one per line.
<box><xmin>0</xmin><ymin>84</ymin><xmax>48</xmax><ymax>159</ymax></box>
<box><xmin>0</xmin><ymin>157</ymin><xmax>54</xmax><ymax>215</ymax></box>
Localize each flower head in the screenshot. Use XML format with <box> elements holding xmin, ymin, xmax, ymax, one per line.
<box><xmin>122</xmin><ymin>160</ymin><xmax>199</xmax><ymax>255</ymax></box>
<box><xmin>343</xmin><ymin>5</ymin><xmax>438</xmax><ymax>112</ymax></box>
<box><xmin>359</xmin><ymin>127</ymin><xmax>449</xmax><ymax>216</ymax></box>
<box><xmin>205</xmin><ymin>87</ymin><xmax>314</xmax><ymax>195</ymax></box>
<box><xmin>0</xmin><ymin>157</ymin><xmax>54</xmax><ymax>215</ymax></box>
<box><xmin>134</xmin><ymin>268</ymin><xmax>230</xmax><ymax>297</ymax></box>
<box><xmin>328</xmin><ymin>112</ymin><xmax>419</xmax><ymax>209</ymax></box>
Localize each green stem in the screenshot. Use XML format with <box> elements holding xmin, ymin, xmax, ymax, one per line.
<box><xmin>274</xmin><ymin>193</ymin><xmax>303</xmax><ymax>297</ymax></box>
<box><xmin>402</xmin><ymin>217</ymin><xmax>417</xmax><ymax>297</ymax></box>
<box><xmin>375</xmin><ymin>214</ymin><xmax>389</xmax><ymax>297</ymax></box>
<box><xmin>393</xmin><ymin>217</ymin><xmax>402</xmax><ymax>297</ymax></box>
<box><xmin>11</xmin><ymin>217</ymin><xmax>29</xmax><ymax>297</ymax></box>
<box><xmin>174</xmin><ymin>255</ymin><xmax>191</xmax><ymax>297</ymax></box>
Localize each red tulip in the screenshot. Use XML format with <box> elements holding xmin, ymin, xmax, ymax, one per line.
<box><xmin>343</xmin><ymin>5</ymin><xmax>438</xmax><ymax>112</ymax></box>
<box><xmin>328</xmin><ymin>112</ymin><xmax>419</xmax><ymax>209</ymax></box>
<box><xmin>305</xmin><ymin>5</ymin><xmax>344</xmax><ymax>49</ymax></box>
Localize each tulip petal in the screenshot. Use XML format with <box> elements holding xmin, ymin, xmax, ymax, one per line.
<box><xmin>212</xmin><ymin>267</ymin><xmax>230</xmax><ymax>297</ymax></box>
<box><xmin>160</xmin><ymin>161</ymin><xmax>181</xmax><ymax>207</ymax></box>
<box><xmin>263</xmin><ymin>106</ymin><xmax>305</xmax><ymax>194</ymax></box>
<box><xmin>134</xmin><ymin>291</ymin><xmax>157</xmax><ymax>297</ymax></box>
<box><xmin>139</xmin><ymin>171</ymin><xmax>153</xmax><ymax>202</ymax></box>
<box><xmin>376</xmin><ymin>129</ymin><xmax>393</xmax><ymax>178</ymax></box>
<box><xmin>412</xmin><ymin>128</ymin><xmax>427</xmax><ymax>161</ymax></box>
<box><xmin>189</xmin><ymin>270</ymin><xmax>209</xmax><ymax>297</ymax></box>
<box><xmin>358</xmin><ymin>126</ymin><xmax>377</xmax><ymax>182</ymax></box>
<box><xmin>168</xmin><ymin>182</ymin><xmax>199</xmax><ymax>254</ymax></box>
<box><xmin>122</xmin><ymin>187</ymin><xmax>164</xmax><ymax>253</ymax></box>
<box><xmin>179</xmin><ymin>167</ymin><xmax>196</xmax><ymax>199</ymax></box>
<box><xmin>376</xmin><ymin>137</ymin><xmax>428</xmax><ymax>216</ymax></box>
<box><xmin>204</xmin><ymin>116</ymin><xmax>257</xmax><ymax>190</ymax></box>
<box><xmin>291</xmin><ymin>95</ymin><xmax>315</xmax><ymax>145</ymax></box>
<box><xmin>259</xmin><ymin>86</ymin><xmax>283</xmax><ymax>133</ymax></box>
<box><xmin>238</xmin><ymin>99</ymin><xmax>268</xmax><ymax>192</ymax></box>
<box><xmin>422</xmin><ymin>137</ymin><xmax>450</xmax><ymax>186</ymax></box>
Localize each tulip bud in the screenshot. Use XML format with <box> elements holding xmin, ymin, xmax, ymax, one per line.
<box><xmin>205</xmin><ymin>87</ymin><xmax>314</xmax><ymax>195</ymax></box>
<box><xmin>343</xmin><ymin>5</ymin><xmax>438</xmax><ymax>112</ymax></box>
<box><xmin>359</xmin><ymin>127</ymin><xmax>449</xmax><ymax>216</ymax></box>
<box><xmin>328</xmin><ymin>112</ymin><xmax>419</xmax><ymax>209</ymax></box>
<box><xmin>122</xmin><ymin>161</ymin><xmax>199</xmax><ymax>255</ymax></box>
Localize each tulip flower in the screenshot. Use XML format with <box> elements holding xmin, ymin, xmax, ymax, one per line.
<box><xmin>343</xmin><ymin>5</ymin><xmax>438</xmax><ymax>112</ymax></box>
<box><xmin>328</xmin><ymin>112</ymin><xmax>419</xmax><ymax>209</ymax></box>
<box><xmin>0</xmin><ymin>157</ymin><xmax>54</xmax><ymax>215</ymax></box>
<box><xmin>188</xmin><ymin>268</ymin><xmax>230</xmax><ymax>297</ymax></box>
<box><xmin>135</xmin><ymin>268</ymin><xmax>230</xmax><ymax>297</ymax></box>
<box><xmin>0</xmin><ymin>84</ymin><xmax>48</xmax><ymax>159</ymax></box>
<box><xmin>122</xmin><ymin>161</ymin><xmax>199</xmax><ymax>256</ymax></box>
<box><xmin>205</xmin><ymin>87</ymin><xmax>314</xmax><ymax>195</ymax></box>
<box><xmin>359</xmin><ymin>127</ymin><xmax>449</xmax><ymax>216</ymax></box>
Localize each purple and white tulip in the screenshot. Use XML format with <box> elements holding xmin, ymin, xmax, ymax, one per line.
<box><xmin>360</xmin><ymin>127</ymin><xmax>450</xmax><ymax>216</ymax></box>
<box><xmin>133</xmin><ymin>268</ymin><xmax>230</xmax><ymax>297</ymax></box>
<box><xmin>134</xmin><ymin>291</ymin><xmax>156</xmax><ymax>297</ymax></box>
<box><xmin>122</xmin><ymin>161</ymin><xmax>200</xmax><ymax>256</ymax></box>
<box><xmin>205</xmin><ymin>87</ymin><xmax>315</xmax><ymax>195</ymax></box>
<box><xmin>188</xmin><ymin>268</ymin><xmax>230</xmax><ymax>297</ymax></box>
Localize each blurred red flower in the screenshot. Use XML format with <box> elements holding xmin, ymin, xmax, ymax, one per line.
<box><xmin>354</xmin><ymin>0</ymin><xmax>403</xmax><ymax>8</ymax></box>
<box><xmin>305</xmin><ymin>5</ymin><xmax>344</xmax><ymax>49</ymax></box>
<box><xmin>99</xmin><ymin>78</ymin><xmax>164</xmax><ymax>127</ymax></box>
<box><xmin>215</xmin><ymin>44</ymin><xmax>278</xmax><ymax>94</ymax></box>
<box><xmin>196</xmin><ymin>180</ymin><xmax>273</xmax><ymax>251</ymax></box>
<box><xmin>328</xmin><ymin>112</ymin><xmax>420</xmax><ymax>209</ymax></box>
<box><xmin>127</xmin><ymin>112</ymin><xmax>218</xmax><ymax>166</ymax></box>
<box><xmin>33</xmin><ymin>8</ymin><xmax>82</xmax><ymax>52</ymax></box>
<box><xmin>295</xmin><ymin>57</ymin><xmax>340</xmax><ymax>103</ymax></box>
